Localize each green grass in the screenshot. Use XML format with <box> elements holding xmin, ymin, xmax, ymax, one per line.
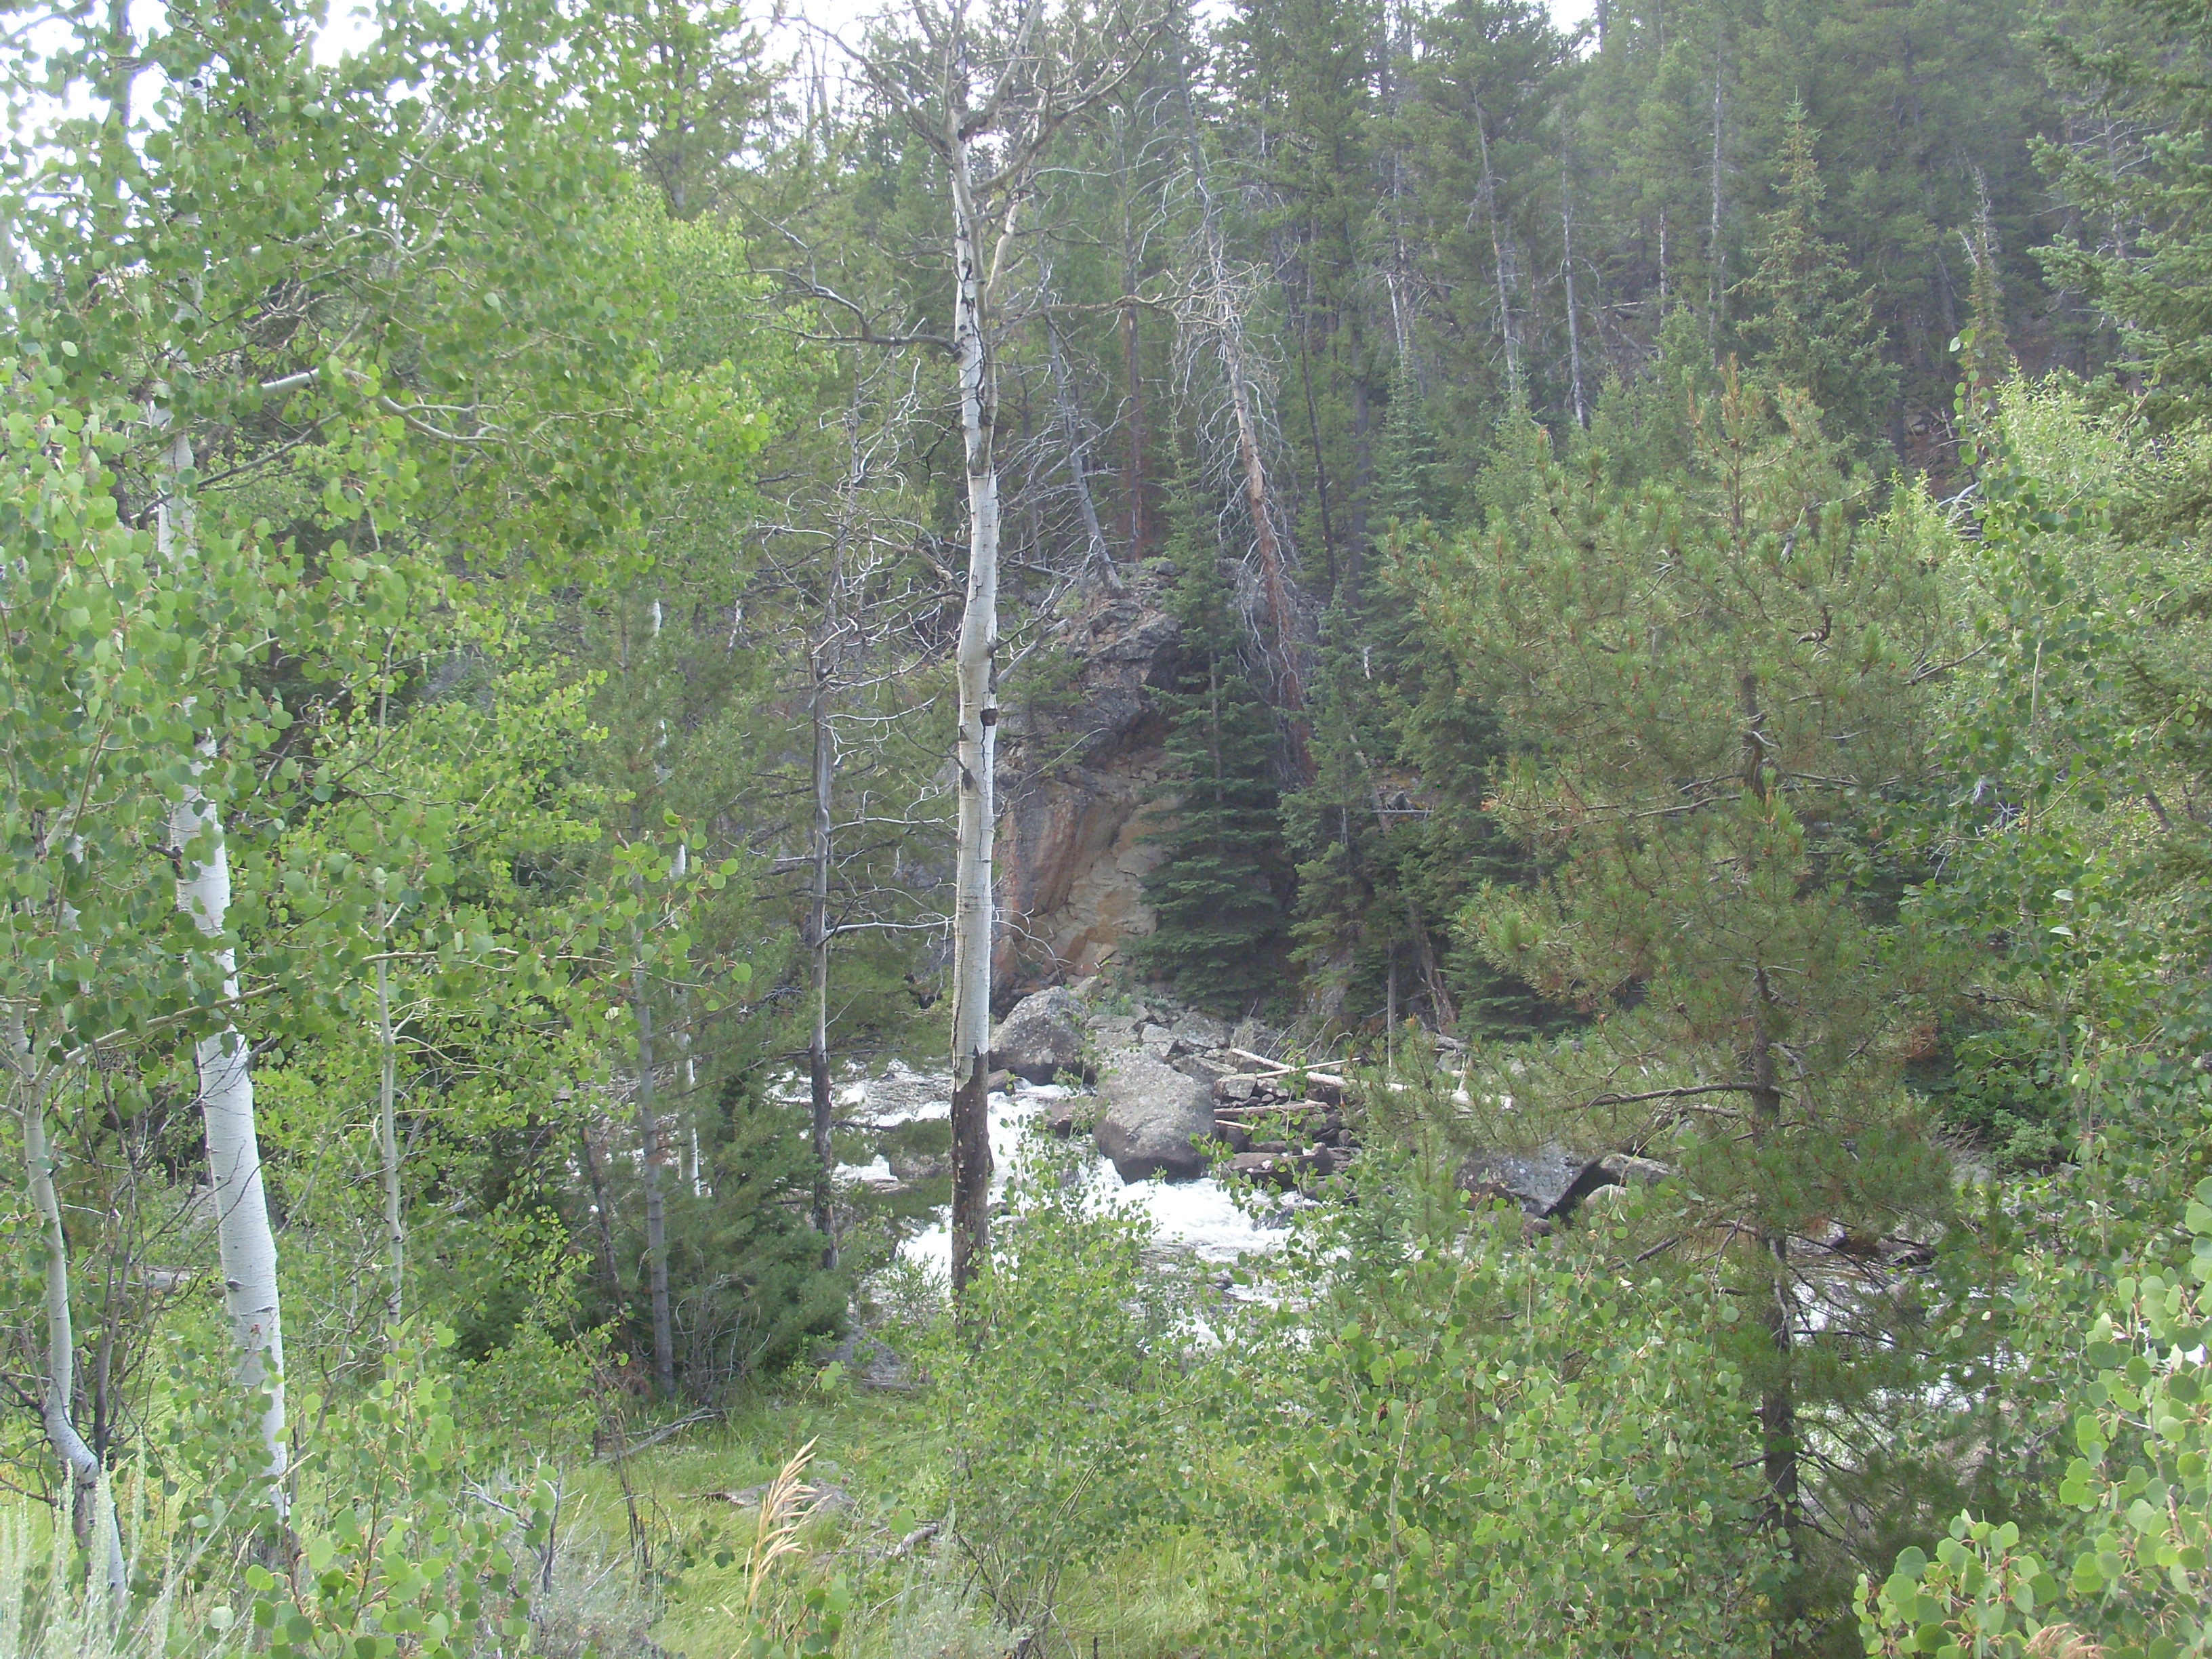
<box><xmin>561</xmin><ymin>1382</ymin><xmax>1231</xmax><ymax>1659</ymax></box>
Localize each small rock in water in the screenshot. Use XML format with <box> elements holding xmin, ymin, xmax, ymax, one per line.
<box><xmin>1043</xmin><ymin>1097</ymin><xmax>1093</xmax><ymax>1139</ymax></box>
<box><xmin>887</xmin><ymin>1150</ymin><xmax>948</xmax><ymax>1183</ymax></box>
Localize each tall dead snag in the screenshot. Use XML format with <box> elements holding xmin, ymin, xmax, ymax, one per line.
<box><xmin>855</xmin><ymin>0</ymin><xmax>1158</xmax><ymax>1297</ymax></box>
<box><xmin>1173</xmin><ymin>52</ymin><xmax>1307</xmax><ymax>759</ymax></box>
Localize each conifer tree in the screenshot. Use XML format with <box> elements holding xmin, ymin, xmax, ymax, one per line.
<box><xmin>1408</xmin><ymin>369</ymin><xmax>1957</xmax><ymax>1628</ymax></box>
<box><xmin>1136</xmin><ymin>495</ymin><xmax>1292</xmax><ymax>1012</ymax></box>
<box><xmin>2039</xmin><ymin>0</ymin><xmax>2212</xmax><ymax>426</ymax></box>
<box><xmin>1735</xmin><ymin>100</ymin><xmax>1896</xmax><ymax>447</ymax></box>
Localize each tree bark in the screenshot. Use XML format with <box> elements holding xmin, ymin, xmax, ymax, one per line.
<box><xmin>1046</xmin><ymin>315</ymin><xmax>1122</xmax><ymax>592</ymax></box>
<box><xmin>1740</xmin><ymin>672</ymin><xmax>1801</xmax><ymax>1586</ymax></box>
<box><xmin>1562</xmin><ymin>161</ymin><xmax>1587</xmax><ymax>428</ymax></box>
<box><xmin>579</xmin><ymin>1117</ymin><xmax>623</xmax><ymax>1300</ymax></box>
<box><xmin>947</xmin><ymin>109</ymin><xmax>1001</xmax><ymax>1298</ymax></box>
<box><xmin>1708</xmin><ymin>48</ymin><xmax>1727</xmax><ymax>347</ymax></box>
<box><xmin>375</xmin><ymin>888</ymin><xmax>403</xmax><ymax>1328</ymax></box>
<box><xmin>11</xmin><ymin>1017</ymin><xmax>127</xmax><ymax>1610</ymax></box>
<box><xmin>1749</xmin><ymin>964</ymin><xmax>1801</xmax><ymax>1573</ymax></box>
<box><xmin>1112</xmin><ymin>108</ymin><xmax>1154</xmax><ymax>560</ymax></box>
<box><xmin>1472</xmin><ymin>96</ymin><xmax>1521</xmax><ymax>390</ymax></box>
<box><xmin>1178</xmin><ymin>62</ymin><xmax>1306</xmax><ymax>740</ymax></box>
<box><xmin>161</xmin><ymin>428</ymin><xmax>288</xmax><ymax>1519</ymax></box>
<box><xmin>808</xmin><ymin>642</ymin><xmax>838</xmax><ymax>1269</ymax></box>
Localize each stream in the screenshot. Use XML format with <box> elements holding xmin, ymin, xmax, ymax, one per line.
<box><xmin>831</xmin><ymin>1065</ymin><xmax>1292</xmax><ymax>1280</ymax></box>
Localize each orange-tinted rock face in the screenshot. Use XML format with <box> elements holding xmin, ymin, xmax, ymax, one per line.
<box><xmin>993</xmin><ymin>588</ymin><xmax>1182</xmax><ymax>999</ymax></box>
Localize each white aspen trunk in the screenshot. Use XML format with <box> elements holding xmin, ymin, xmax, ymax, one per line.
<box><xmin>160</xmin><ymin>430</ymin><xmax>288</xmax><ymax>1517</ymax></box>
<box><xmin>808</xmin><ymin>644</ymin><xmax>837</xmax><ymax>1268</ymax></box>
<box><xmin>947</xmin><ymin>116</ymin><xmax>1000</xmax><ymax>1298</ymax></box>
<box><xmin>173</xmin><ymin>769</ymin><xmax>289</xmax><ymax>1507</ymax></box>
<box><xmin>11</xmin><ymin>1018</ymin><xmax>126</xmax><ymax>1609</ymax></box>
<box><xmin>375</xmin><ymin>888</ymin><xmax>403</xmax><ymax>1327</ymax></box>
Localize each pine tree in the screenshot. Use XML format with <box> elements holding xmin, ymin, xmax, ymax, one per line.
<box><xmin>1136</xmin><ymin>495</ymin><xmax>1292</xmax><ymax>1012</ymax></box>
<box><xmin>1735</xmin><ymin>99</ymin><xmax>1897</xmax><ymax>447</ymax></box>
<box><xmin>1406</xmin><ymin>369</ymin><xmax>1957</xmax><ymax>1628</ymax></box>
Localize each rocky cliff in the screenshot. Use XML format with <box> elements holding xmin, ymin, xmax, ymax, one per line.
<box><xmin>993</xmin><ymin>581</ymin><xmax>1182</xmax><ymax>996</ymax></box>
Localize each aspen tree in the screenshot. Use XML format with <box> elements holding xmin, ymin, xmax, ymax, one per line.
<box><xmin>853</xmin><ymin>0</ymin><xmax>1160</xmax><ymax>1294</ymax></box>
<box><xmin>158</xmin><ymin>430</ymin><xmax>290</xmax><ymax>1515</ymax></box>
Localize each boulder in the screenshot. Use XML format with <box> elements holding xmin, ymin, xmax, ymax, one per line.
<box><xmin>886</xmin><ymin>1149</ymin><xmax>948</xmax><ymax>1183</ymax></box>
<box><xmin>989</xmin><ymin>987</ymin><xmax>1090</xmax><ymax>1084</ymax></box>
<box><xmin>856</xmin><ymin>1065</ymin><xmax>949</xmax><ymax>1126</ymax></box>
<box><xmin>1095</xmin><ymin>1049</ymin><xmax>1215</xmax><ymax>1181</ymax></box>
<box><xmin>1598</xmin><ymin>1152</ymin><xmax>1672</xmax><ymax>1188</ymax></box>
<box><xmin>1042</xmin><ymin>1096</ymin><xmax>1095</xmax><ymax>1139</ymax></box>
<box><xmin>1456</xmin><ymin>1143</ymin><xmax>1613</xmax><ymax>1218</ymax></box>
<box><xmin>1230</xmin><ymin>1017</ymin><xmax>1285</xmax><ymax>1056</ymax></box>
<box><xmin>1215</xmin><ymin>1074</ymin><xmax>1258</xmax><ymax>1104</ymax></box>
<box><xmin>1174</xmin><ymin>1052</ymin><xmax>1232</xmax><ymax>1084</ymax></box>
<box><xmin>1170</xmin><ymin>1010</ymin><xmax>1232</xmax><ymax>1049</ymax></box>
<box><xmin>1227</xmin><ymin>1146</ymin><xmax>1341</xmax><ymax>1190</ymax></box>
<box><xmin>1228</xmin><ymin>1151</ymin><xmax>1297</xmax><ymax>1189</ymax></box>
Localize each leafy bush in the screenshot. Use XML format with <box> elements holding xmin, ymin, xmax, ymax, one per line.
<box><xmin>915</xmin><ymin>1141</ymin><xmax>1226</xmax><ymax>1648</ymax></box>
<box><xmin>1860</xmin><ymin>1173</ymin><xmax>2212</xmax><ymax>1659</ymax></box>
<box><xmin>1226</xmin><ymin>1151</ymin><xmax>1780</xmax><ymax>1657</ymax></box>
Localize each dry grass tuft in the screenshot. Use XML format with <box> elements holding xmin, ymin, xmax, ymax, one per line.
<box><xmin>745</xmin><ymin>1439</ymin><xmax>821</xmax><ymax>1614</ymax></box>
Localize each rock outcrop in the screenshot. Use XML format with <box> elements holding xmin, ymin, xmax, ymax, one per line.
<box><xmin>994</xmin><ymin>588</ymin><xmax>1182</xmax><ymax>991</ymax></box>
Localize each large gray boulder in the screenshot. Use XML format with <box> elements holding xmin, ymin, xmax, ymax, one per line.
<box><xmin>1095</xmin><ymin>1049</ymin><xmax>1215</xmax><ymax>1181</ymax></box>
<box><xmin>989</xmin><ymin>987</ymin><xmax>1090</xmax><ymax>1084</ymax></box>
<box><xmin>1456</xmin><ymin>1143</ymin><xmax>1614</xmax><ymax>1218</ymax></box>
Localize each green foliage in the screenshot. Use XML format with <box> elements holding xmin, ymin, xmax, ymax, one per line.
<box><xmin>251</xmin><ymin>1324</ymin><xmax>552</xmax><ymax>1659</ymax></box>
<box><xmin>1136</xmin><ymin>501</ymin><xmax>1292</xmax><ymax>1012</ymax></box>
<box><xmin>2038</xmin><ymin>0</ymin><xmax>2212</xmax><ymax>428</ymax></box>
<box><xmin>1735</xmin><ymin>100</ymin><xmax>1899</xmax><ymax>451</ymax></box>
<box><xmin>1231</xmin><ymin>1157</ymin><xmax>1780</xmax><ymax>1656</ymax></box>
<box><xmin>914</xmin><ymin>1136</ymin><xmax>1224</xmax><ymax>1647</ymax></box>
<box><xmin>1860</xmin><ymin>1170</ymin><xmax>2212</xmax><ymax>1659</ymax></box>
<box><xmin>1406</xmin><ymin>369</ymin><xmax>1963</xmax><ymax>1629</ymax></box>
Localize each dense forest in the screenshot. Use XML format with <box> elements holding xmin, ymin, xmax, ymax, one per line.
<box><xmin>5</xmin><ymin>0</ymin><xmax>2212</xmax><ymax>1653</ymax></box>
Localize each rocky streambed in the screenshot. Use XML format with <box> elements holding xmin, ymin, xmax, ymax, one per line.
<box><xmin>829</xmin><ymin>985</ymin><xmax>1357</xmax><ymax>1282</ymax></box>
<box><xmin>833</xmin><ymin>983</ymin><xmax>1931</xmax><ymax>1283</ymax></box>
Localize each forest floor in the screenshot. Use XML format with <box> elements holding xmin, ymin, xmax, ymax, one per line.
<box><xmin>574</xmin><ymin>1388</ymin><xmax>1227</xmax><ymax>1658</ymax></box>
